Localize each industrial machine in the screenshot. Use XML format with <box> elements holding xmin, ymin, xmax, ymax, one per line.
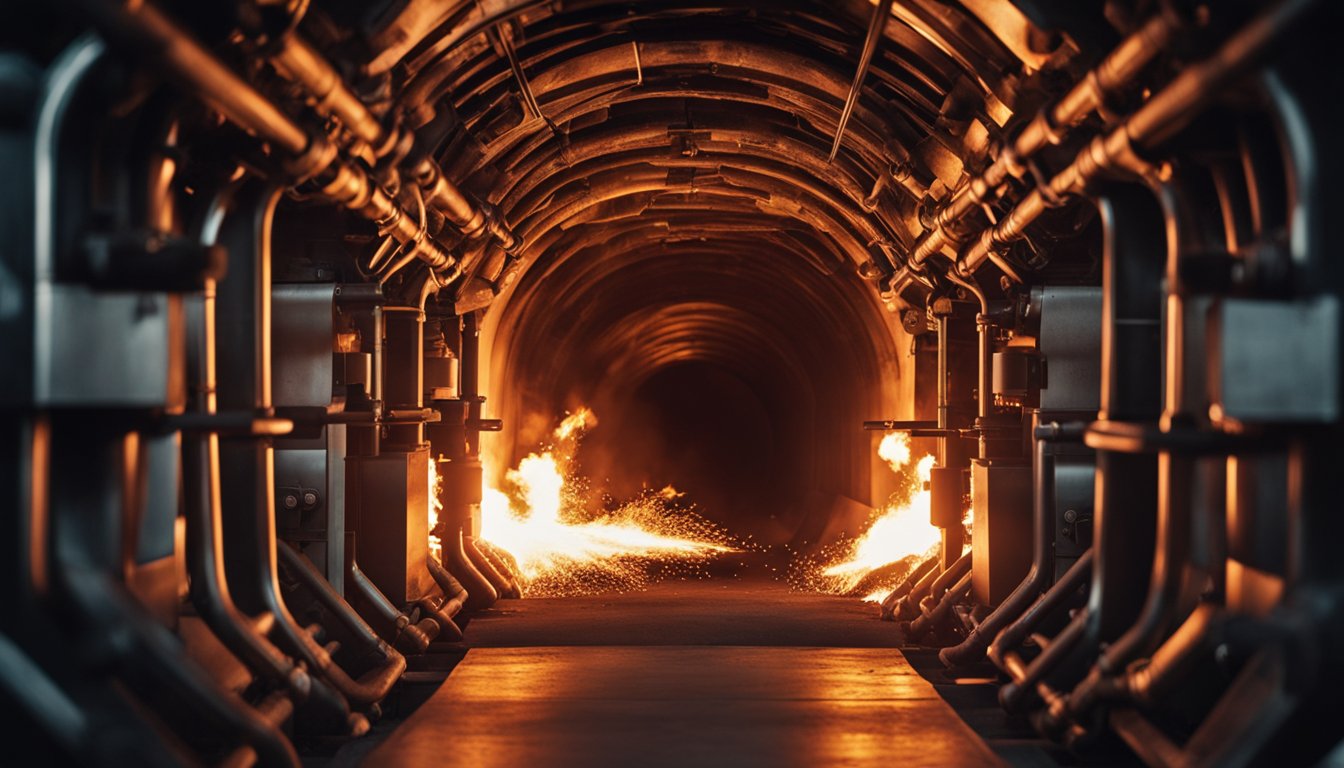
<box><xmin>0</xmin><ymin>0</ymin><xmax>1340</xmax><ymax>765</ymax></box>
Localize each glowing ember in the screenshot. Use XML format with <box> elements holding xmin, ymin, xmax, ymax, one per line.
<box><xmin>479</xmin><ymin>409</ymin><xmax>737</xmax><ymax>596</ymax></box>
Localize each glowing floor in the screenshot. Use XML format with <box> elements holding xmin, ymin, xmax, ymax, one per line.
<box><xmin>366</xmin><ymin>645</ymin><xmax>1001</xmax><ymax>767</ymax></box>
<box><xmin>331</xmin><ymin>577</ymin><xmax>1040</xmax><ymax>767</ymax></box>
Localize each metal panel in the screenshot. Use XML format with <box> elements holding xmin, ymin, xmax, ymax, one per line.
<box><xmin>36</xmin><ymin>286</ymin><xmax>175</xmax><ymax>406</ymax></box>
<box><xmin>272</xmin><ymin>283</ymin><xmax>336</xmax><ymax>408</ymax></box>
<box><xmin>349</xmin><ymin>447</ymin><xmax>434</xmax><ymax>605</ymax></box>
<box><xmin>1038</xmin><ymin>286</ymin><xmax>1102</xmax><ymax>412</ymax></box>
<box><xmin>971</xmin><ymin>459</ymin><xmax>1033</xmax><ymax>605</ymax></box>
<box><xmin>1211</xmin><ymin>296</ymin><xmax>1339</xmax><ymax>424</ymax></box>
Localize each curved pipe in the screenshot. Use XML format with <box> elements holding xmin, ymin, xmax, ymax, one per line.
<box><xmin>880</xmin><ymin>555</ymin><xmax>939</xmax><ymax>621</ymax></box>
<box><xmin>276</xmin><ymin>542</ymin><xmax>408</xmax><ymax>707</ymax></box>
<box><xmin>348</xmin><ymin>561</ymin><xmax>436</xmax><ymax>654</ymax></box>
<box><xmin>987</xmin><ymin>548</ymin><xmax>1093</xmax><ymax>674</ymax></box>
<box><xmin>941</xmin><ymin>420</ymin><xmax>1087</xmax><ymax>667</ymax></box>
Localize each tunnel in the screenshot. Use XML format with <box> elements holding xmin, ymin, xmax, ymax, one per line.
<box><xmin>2</xmin><ymin>0</ymin><xmax>1344</xmax><ymax>766</ymax></box>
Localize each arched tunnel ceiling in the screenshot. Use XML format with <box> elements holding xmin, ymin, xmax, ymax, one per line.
<box><xmin>340</xmin><ymin>0</ymin><xmax>1059</xmax><ymax>534</ymax></box>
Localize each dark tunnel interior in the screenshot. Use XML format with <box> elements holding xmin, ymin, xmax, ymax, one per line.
<box><xmin>485</xmin><ymin>241</ymin><xmax>904</xmax><ymax>543</ymax></box>
<box><xmin>3</xmin><ymin>0</ymin><xmax>1343</xmax><ymax>766</ymax></box>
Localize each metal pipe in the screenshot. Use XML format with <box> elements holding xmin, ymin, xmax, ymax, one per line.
<box><xmin>828</xmin><ymin>0</ymin><xmax>892</xmax><ymax>163</ymax></box>
<box><xmin>909</xmin><ymin>10</ymin><xmax>1187</xmax><ymax>269</ymax></box>
<box><xmin>988</xmin><ymin>548</ymin><xmax>1093</xmax><ymax>672</ymax></box>
<box><xmin>941</xmin><ymin>419</ymin><xmax>1087</xmax><ymax>667</ymax></box>
<box><xmin>348</xmin><ymin>561</ymin><xmax>435</xmax><ymax>654</ymax></box>
<box><xmin>256</xmin><ymin>11</ymin><xmax>520</xmax><ymax>254</ymax></box>
<box><xmin>79</xmin><ymin>0</ymin><xmax>463</xmax><ymax>276</ymax></box>
<box><xmin>955</xmin><ymin>0</ymin><xmax>1317</xmax><ymax>278</ymax></box>
<box><xmin>880</xmin><ymin>555</ymin><xmax>939</xmax><ymax>621</ymax></box>
<box><xmin>493</xmin><ymin>24</ymin><xmax>544</xmax><ymax>121</ymax></box>
<box><xmin>946</xmin><ymin>271</ymin><xmax>991</xmax><ymax>457</ymax></box>
<box><xmin>270</xmin><ymin>33</ymin><xmax>388</xmax><ymax>151</ymax></box>
<box><xmin>892</xmin><ymin>0</ymin><xmax>1318</xmax><ymax>292</ymax></box>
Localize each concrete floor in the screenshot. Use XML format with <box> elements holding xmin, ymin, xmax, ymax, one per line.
<box><xmin>347</xmin><ymin>577</ymin><xmax>1072</xmax><ymax>767</ymax></box>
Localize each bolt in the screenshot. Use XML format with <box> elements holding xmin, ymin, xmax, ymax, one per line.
<box><xmin>282</xmin><ymin>494</ymin><xmax>299</xmax><ymax>510</ymax></box>
<box><xmin>303</xmin><ymin>490</ymin><xmax>319</xmax><ymax>508</ymax></box>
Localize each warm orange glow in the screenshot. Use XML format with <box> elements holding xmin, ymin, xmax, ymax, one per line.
<box><xmin>877</xmin><ymin>431</ymin><xmax>911</xmax><ymax>473</ymax></box>
<box><xmin>821</xmin><ymin>447</ymin><xmax>941</xmax><ymax>592</ymax></box>
<box><xmin>428</xmin><ymin>455</ymin><xmax>443</xmax><ymax>562</ymax></box>
<box><xmin>792</xmin><ymin>432</ymin><xmax>944</xmax><ymax>599</ymax></box>
<box><xmin>479</xmin><ymin>409</ymin><xmax>737</xmax><ymax>596</ymax></box>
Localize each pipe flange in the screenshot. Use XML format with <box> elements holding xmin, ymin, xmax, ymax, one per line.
<box><xmin>282</xmin><ymin>132</ymin><xmax>339</xmax><ymax>184</ymax></box>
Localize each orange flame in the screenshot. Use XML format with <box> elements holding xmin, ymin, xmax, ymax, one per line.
<box><xmin>821</xmin><ymin>444</ymin><xmax>941</xmax><ymax>593</ymax></box>
<box><xmin>478</xmin><ymin>409</ymin><xmax>736</xmax><ymax>596</ymax></box>
<box><xmin>428</xmin><ymin>455</ymin><xmax>444</xmax><ymax>562</ymax></box>
<box><xmin>788</xmin><ymin>432</ymin><xmax>947</xmax><ymax>598</ymax></box>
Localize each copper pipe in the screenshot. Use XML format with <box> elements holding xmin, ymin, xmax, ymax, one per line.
<box><xmin>954</xmin><ymin>0</ymin><xmax>1317</xmax><ymax>278</ymax></box>
<box><xmin>893</xmin><ymin>0</ymin><xmax>1315</xmax><ymax>292</ymax></box>
<box><xmin>909</xmin><ymin>10</ymin><xmax>1186</xmax><ymax>269</ymax></box>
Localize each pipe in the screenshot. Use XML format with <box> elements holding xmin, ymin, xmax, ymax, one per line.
<box><xmin>828</xmin><ymin>0</ymin><xmax>892</xmax><ymax>163</ymax></box>
<box><xmin>269</xmin><ymin>33</ymin><xmax>389</xmax><ymax>153</ymax></box>
<box><xmin>909</xmin><ymin>9</ymin><xmax>1188</xmax><ymax>269</ymax></box>
<box><xmin>988</xmin><ymin>548</ymin><xmax>1093</xmax><ymax>671</ymax></box>
<box><xmin>276</xmin><ymin>542</ymin><xmax>407</xmax><ymax>707</ymax></box>
<box><xmin>946</xmin><ymin>271</ymin><xmax>991</xmax><ymax>457</ymax></box>
<box><xmin>78</xmin><ymin>0</ymin><xmax>462</xmax><ymax>276</ymax></box>
<box><xmin>880</xmin><ymin>555</ymin><xmax>939</xmax><ymax>621</ymax></box>
<box><xmin>941</xmin><ymin>420</ymin><xmax>1087</xmax><ymax>667</ymax></box>
<box><xmin>465</xmin><ymin>535</ymin><xmax>520</xmax><ymax>599</ymax></box>
<box><xmin>256</xmin><ymin>10</ymin><xmax>520</xmax><ymax>254</ymax></box>
<box><xmin>907</xmin><ymin>570</ymin><xmax>974</xmax><ymax>641</ymax></box>
<box><xmin>348</xmin><ymin>561</ymin><xmax>435</xmax><ymax>655</ymax></box>
<box><xmin>426</xmin><ymin>555</ymin><xmax>470</xmax><ymax>617</ymax></box>
<box><xmin>956</xmin><ymin>0</ymin><xmax>1317</xmax><ymax>277</ymax></box>
<box><xmin>893</xmin><ymin>0</ymin><xmax>1319</xmax><ymax>292</ymax></box>
<box><xmin>999</xmin><ymin>607</ymin><xmax>1089</xmax><ymax>713</ymax></box>
<box><xmin>892</xmin><ymin>554</ymin><xmax>948</xmax><ymax>622</ymax></box>
<box><xmin>75</xmin><ymin>0</ymin><xmax>308</xmax><ymax>155</ymax></box>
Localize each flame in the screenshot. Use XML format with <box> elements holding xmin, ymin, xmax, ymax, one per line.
<box><xmin>790</xmin><ymin>432</ymin><xmax>945</xmax><ymax>598</ymax></box>
<box><xmin>877</xmin><ymin>431</ymin><xmax>911</xmax><ymax>473</ymax></box>
<box><xmin>428</xmin><ymin>455</ymin><xmax>443</xmax><ymax>562</ymax></box>
<box><xmin>478</xmin><ymin>409</ymin><xmax>737</xmax><ymax>596</ymax></box>
<box><xmin>821</xmin><ymin>451</ymin><xmax>941</xmax><ymax>592</ymax></box>
<box><xmin>553</xmin><ymin>407</ymin><xmax>596</xmax><ymax>441</ymax></box>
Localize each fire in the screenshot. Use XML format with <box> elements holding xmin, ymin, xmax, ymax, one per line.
<box><xmin>428</xmin><ymin>455</ymin><xmax>443</xmax><ymax>562</ymax></box>
<box><xmin>792</xmin><ymin>432</ymin><xmax>944</xmax><ymax>598</ymax></box>
<box><xmin>553</xmin><ymin>407</ymin><xmax>596</xmax><ymax>441</ymax></box>
<box><xmin>877</xmin><ymin>431</ymin><xmax>911</xmax><ymax>473</ymax></box>
<box><xmin>821</xmin><ymin>450</ymin><xmax>941</xmax><ymax>592</ymax></box>
<box><xmin>478</xmin><ymin>409</ymin><xmax>737</xmax><ymax>596</ymax></box>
